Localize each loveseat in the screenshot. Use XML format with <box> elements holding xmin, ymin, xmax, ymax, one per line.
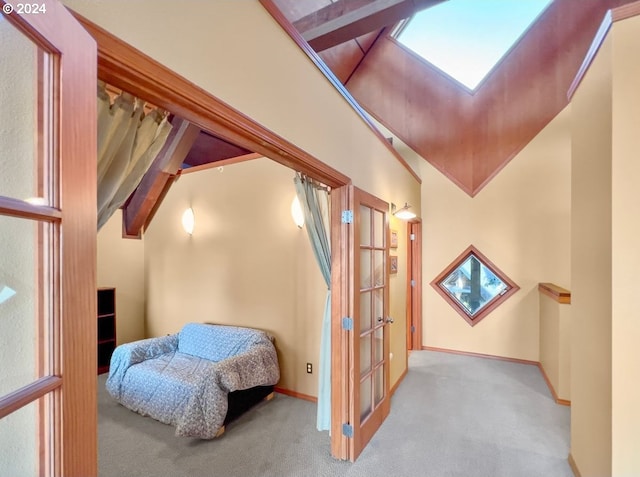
<box><xmin>106</xmin><ymin>323</ymin><xmax>280</xmax><ymax>439</ymax></box>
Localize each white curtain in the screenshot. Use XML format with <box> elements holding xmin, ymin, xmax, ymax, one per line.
<box><xmin>97</xmin><ymin>81</ymin><xmax>172</xmax><ymax>230</ymax></box>
<box><xmin>294</xmin><ymin>174</ymin><xmax>332</xmax><ymax>431</ymax></box>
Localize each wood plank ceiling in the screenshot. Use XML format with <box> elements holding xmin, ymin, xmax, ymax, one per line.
<box><xmin>270</xmin><ymin>0</ymin><xmax>637</xmax><ymax>196</ymax></box>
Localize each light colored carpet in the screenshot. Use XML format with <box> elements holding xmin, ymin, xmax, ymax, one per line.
<box><xmin>98</xmin><ymin>350</ymin><xmax>572</xmax><ymax>477</ymax></box>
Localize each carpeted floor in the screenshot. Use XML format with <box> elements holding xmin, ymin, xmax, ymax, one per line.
<box><xmin>98</xmin><ymin>350</ymin><xmax>573</xmax><ymax>477</ymax></box>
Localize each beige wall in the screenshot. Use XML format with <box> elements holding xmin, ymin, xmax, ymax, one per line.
<box><xmin>610</xmin><ymin>16</ymin><xmax>640</xmax><ymax>477</ymax></box>
<box><xmin>97</xmin><ymin>210</ymin><xmax>145</xmax><ymax>345</ymax></box>
<box><xmin>570</xmin><ymin>31</ymin><xmax>613</xmax><ymax>477</ymax></box>
<box><xmin>539</xmin><ymin>293</ymin><xmax>571</xmax><ymax>401</ymax></box>
<box><xmin>421</xmin><ymin>106</ymin><xmax>572</xmax><ymax>361</ymax></box>
<box><xmin>144</xmin><ymin>159</ymin><xmax>325</xmax><ymax>396</ymax></box>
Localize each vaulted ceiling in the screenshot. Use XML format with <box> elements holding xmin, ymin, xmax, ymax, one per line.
<box><xmin>269</xmin><ymin>0</ymin><xmax>636</xmax><ymax>196</ymax></box>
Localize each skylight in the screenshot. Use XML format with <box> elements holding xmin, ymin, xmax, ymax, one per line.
<box><xmin>395</xmin><ymin>0</ymin><xmax>553</xmax><ymax>91</ymax></box>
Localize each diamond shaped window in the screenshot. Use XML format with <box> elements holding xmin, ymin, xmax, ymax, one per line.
<box><xmin>431</xmin><ymin>245</ymin><xmax>519</xmax><ymax>326</ymax></box>
<box><xmin>394</xmin><ymin>0</ymin><xmax>554</xmax><ymax>91</ymax></box>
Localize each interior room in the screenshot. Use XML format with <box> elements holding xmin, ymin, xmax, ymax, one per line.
<box><xmin>2</xmin><ymin>0</ymin><xmax>640</xmax><ymax>476</ymax></box>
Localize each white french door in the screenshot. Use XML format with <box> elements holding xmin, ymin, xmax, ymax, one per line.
<box><xmin>0</xmin><ymin>2</ymin><xmax>97</xmax><ymax>475</ymax></box>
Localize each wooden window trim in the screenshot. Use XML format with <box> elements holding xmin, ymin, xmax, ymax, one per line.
<box><xmin>430</xmin><ymin>245</ymin><xmax>519</xmax><ymax>327</ymax></box>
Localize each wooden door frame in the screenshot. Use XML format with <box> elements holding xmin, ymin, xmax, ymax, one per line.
<box><xmin>330</xmin><ymin>185</ymin><xmax>351</xmax><ymax>460</ymax></box>
<box><xmin>71</xmin><ymin>12</ymin><xmax>355</xmax><ymax>461</ymax></box>
<box><xmin>406</xmin><ymin>220</ymin><xmax>422</xmax><ymax>351</ymax></box>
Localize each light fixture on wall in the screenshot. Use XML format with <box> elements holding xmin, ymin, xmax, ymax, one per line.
<box><xmin>392</xmin><ymin>202</ymin><xmax>416</xmax><ymax>220</ymax></box>
<box><xmin>182</xmin><ymin>207</ymin><xmax>195</xmax><ymax>235</ymax></box>
<box><xmin>291</xmin><ymin>196</ymin><xmax>305</xmax><ymax>228</ymax></box>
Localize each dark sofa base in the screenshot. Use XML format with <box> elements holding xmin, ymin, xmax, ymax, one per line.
<box><xmin>224</xmin><ymin>385</ymin><xmax>275</xmax><ymax>425</ymax></box>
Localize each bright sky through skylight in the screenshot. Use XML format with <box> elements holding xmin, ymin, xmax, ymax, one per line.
<box><xmin>396</xmin><ymin>0</ymin><xmax>553</xmax><ymax>91</ymax></box>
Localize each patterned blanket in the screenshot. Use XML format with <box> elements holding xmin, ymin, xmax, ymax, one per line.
<box><xmin>106</xmin><ymin>326</ymin><xmax>280</xmax><ymax>438</ymax></box>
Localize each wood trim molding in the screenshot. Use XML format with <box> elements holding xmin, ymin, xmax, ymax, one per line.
<box><xmin>538</xmin><ymin>282</ymin><xmax>571</xmax><ymax>304</ymax></box>
<box><xmin>180</xmin><ymin>153</ymin><xmax>263</xmax><ymax>175</ymax></box>
<box><xmin>568</xmin><ymin>1</ymin><xmax>640</xmax><ymax>100</ymax></box>
<box><xmin>0</xmin><ymin>197</ymin><xmax>62</xmax><ymax>222</ymax></box>
<box><xmin>123</xmin><ymin>118</ymin><xmax>200</xmax><ymax>237</ymax></box>
<box><xmin>406</xmin><ymin>220</ymin><xmax>422</xmax><ymax>350</ymax></box>
<box><xmin>567</xmin><ymin>11</ymin><xmax>613</xmax><ymax>100</ymax></box>
<box><xmin>390</xmin><ymin>367</ymin><xmax>408</xmax><ymax>397</ymax></box>
<box><xmin>611</xmin><ymin>0</ymin><xmax>640</xmax><ymax>21</ymax></box>
<box><xmin>70</xmin><ymin>11</ymin><xmax>350</xmax><ymax>190</ymax></box>
<box><xmin>274</xmin><ymin>387</ymin><xmax>318</xmax><ymax>403</ymax></box>
<box><xmin>568</xmin><ymin>453</ymin><xmax>582</xmax><ymax>477</ymax></box>
<box><xmin>259</xmin><ymin>0</ymin><xmax>422</xmax><ymax>185</ymax></box>
<box><xmin>0</xmin><ymin>376</ymin><xmax>62</xmax><ymax>420</ymax></box>
<box><xmin>537</xmin><ymin>363</ymin><xmax>571</xmax><ymax>406</ymax></box>
<box><xmin>422</xmin><ymin>346</ymin><xmax>540</xmax><ymax>366</ymax></box>
<box><xmin>295</xmin><ymin>0</ymin><xmax>444</xmax><ymax>52</ymax></box>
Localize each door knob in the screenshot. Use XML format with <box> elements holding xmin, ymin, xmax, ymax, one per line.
<box><xmin>386</xmin><ymin>317</ymin><xmax>394</xmax><ymax>324</ymax></box>
<box><xmin>377</xmin><ymin>316</ymin><xmax>384</xmax><ymax>323</ymax></box>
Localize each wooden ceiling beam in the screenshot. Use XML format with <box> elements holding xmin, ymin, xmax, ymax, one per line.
<box><xmin>122</xmin><ymin>118</ymin><xmax>200</xmax><ymax>237</ymax></box>
<box><xmin>295</xmin><ymin>0</ymin><xmax>446</xmax><ymax>51</ymax></box>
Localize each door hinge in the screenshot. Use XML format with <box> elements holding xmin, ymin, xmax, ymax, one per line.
<box><xmin>341</xmin><ymin>210</ymin><xmax>353</xmax><ymax>224</ymax></box>
<box><xmin>410</xmin><ymin>233</ymin><xmax>415</xmax><ymax>241</ymax></box>
<box><xmin>411</xmin><ymin>279</ymin><xmax>416</xmax><ymax>287</ymax></box>
<box><xmin>342</xmin><ymin>317</ymin><xmax>353</xmax><ymax>331</ymax></box>
<box><xmin>342</xmin><ymin>423</ymin><xmax>353</xmax><ymax>438</ymax></box>
<box><xmin>411</xmin><ymin>325</ymin><xmax>416</xmax><ymax>333</ymax></box>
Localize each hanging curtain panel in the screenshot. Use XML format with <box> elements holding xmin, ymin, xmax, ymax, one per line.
<box><xmin>96</xmin><ymin>82</ymin><xmax>172</xmax><ymax>230</ymax></box>
<box><xmin>294</xmin><ymin>174</ymin><xmax>332</xmax><ymax>431</ymax></box>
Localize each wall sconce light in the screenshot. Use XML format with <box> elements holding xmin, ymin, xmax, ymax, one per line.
<box><xmin>291</xmin><ymin>196</ymin><xmax>305</xmax><ymax>228</ymax></box>
<box><xmin>181</xmin><ymin>207</ymin><xmax>195</xmax><ymax>235</ymax></box>
<box><xmin>392</xmin><ymin>202</ymin><xmax>417</xmax><ymax>220</ymax></box>
<box><xmin>0</xmin><ymin>284</ymin><xmax>16</xmax><ymax>305</ymax></box>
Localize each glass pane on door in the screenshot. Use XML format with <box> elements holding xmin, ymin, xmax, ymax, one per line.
<box><xmin>374</xmin><ymin>250</ymin><xmax>385</xmax><ymax>287</ymax></box>
<box><xmin>0</xmin><ymin>396</ymin><xmax>45</xmax><ymax>477</ymax></box>
<box><xmin>374</xmin><ymin>365</ymin><xmax>385</xmax><ymax>406</ymax></box>
<box><xmin>373</xmin><ymin>289</ymin><xmax>383</xmax><ymax>328</ymax></box>
<box><xmin>360</xmin><ymin>291</ymin><xmax>372</xmax><ymax>333</ymax></box>
<box><xmin>373</xmin><ymin>209</ymin><xmax>384</xmax><ymax>248</ymax></box>
<box><xmin>0</xmin><ymin>215</ymin><xmax>50</xmax><ymax>395</ymax></box>
<box><xmin>360</xmin><ymin>205</ymin><xmax>371</xmax><ymax>246</ymax></box>
<box><xmin>360</xmin><ymin>334</ymin><xmax>372</xmax><ymax>377</ymax></box>
<box><xmin>360</xmin><ymin>375</ymin><xmax>372</xmax><ymax>421</ymax></box>
<box><xmin>0</xmin><ymin>17</ymin><xmax>50</xmax><ymax>205</ymax></box>
<box><xmin>374</xmin><ymin>328</ymin><xmax>384</xmax><ymax>365</ymax></box>
<box><xmin>360</xmin><ymin>250</ymin><xmax>371</xmax><ymax>289</ymax></box>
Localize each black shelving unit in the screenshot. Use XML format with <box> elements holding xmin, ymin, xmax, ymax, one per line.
<box><xmin>97</xmin><ymin>287</ymin><xmax>116</xmax><ymax>374</ymax></box>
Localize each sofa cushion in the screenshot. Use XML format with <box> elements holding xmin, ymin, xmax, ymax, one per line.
<box><xmin>178</xmin><ymin>323</ymin><xmax>266</xmax><ymax>362</ymax></box>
